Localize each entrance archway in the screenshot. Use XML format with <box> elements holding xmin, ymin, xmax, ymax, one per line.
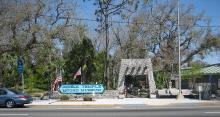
<box><xmin>117</xmin><ymin>59</ymin><xmax>156</xmax><ymax>98</ymax></box>
<box><xmin>124</xmin><ymin>75</ymin><xmax>149</xmax><ymax>98</ymax></box>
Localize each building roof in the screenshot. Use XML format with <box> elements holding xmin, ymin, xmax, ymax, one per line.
<box><xmin>182</xmin><ymin>65</ymin><xmax>220</xmax><ymax>76</ymax></box>
<box><xmin>200</xmin><ymin>66</ymin><xmax>220</xmax><ymax>75</ymax></box>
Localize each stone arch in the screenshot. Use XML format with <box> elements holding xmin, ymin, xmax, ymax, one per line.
<box><xmin>117</xmin><ymin>59</ymin><xmax>156</xmax><ymax>98</ymax></box>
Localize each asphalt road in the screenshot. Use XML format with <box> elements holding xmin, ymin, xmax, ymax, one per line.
<box><xmin>0</xmin><ymin>105</ymin><xmax>220</xmax><ymax>117</ymax></box>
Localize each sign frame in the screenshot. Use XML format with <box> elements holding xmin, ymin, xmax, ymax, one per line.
<box><xmin>59</xmin><ymin>84</ymin><xmax>105</xmax><ymax>94</ymax></box>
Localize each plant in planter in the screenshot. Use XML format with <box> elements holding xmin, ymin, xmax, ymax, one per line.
<box><xmin>83</xmin><ymin>95</ymin><xmax>93</xmax><ymax>101</ymax></box>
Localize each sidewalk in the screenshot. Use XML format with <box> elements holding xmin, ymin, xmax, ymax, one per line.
<box><xmin>27</xmin><ymin>98</ymin><xmax>214</xmax><ymax>106</ymax></box>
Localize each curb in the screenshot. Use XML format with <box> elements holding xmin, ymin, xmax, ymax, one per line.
<box><xmin>27</xmin><ymin>104</ymin><xmax>118</xmax><ymax>106</ymax></box>
<box><xmin>27</xmin><ymin>99</ymin><xmax>219</xmax><ymax>106</ymax></box>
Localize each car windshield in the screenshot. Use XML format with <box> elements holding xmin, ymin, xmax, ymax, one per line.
<box><xmin>8</xmin><ymin>89</ymin><xmax>23</xmax><ymax>94</ymax></box>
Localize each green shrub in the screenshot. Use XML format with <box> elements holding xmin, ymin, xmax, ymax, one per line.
<box><xmin>32</xmin><ymin>93</ymin><xmax>42</xmax><ymax>97</ymax></box>
<box><xmin>69</xmin><ymin>94</ymin><xmax>78</xmax><ymax>100</ymax></box>
<box><xmin>26</xmin><ymin>88</ymin><xmax>45</xmax><ymax>94</ymax></box>
<box><xmin>83</xmin><ymin>95</ymin><xmax>93</xmax><ymax>101</ymax></box>
<box><xmin>154</xmin><ymin>71</ymin><xmax>169</xmax><ymax>89</ymax></box>
<box><xmin>139</xmin><ymin>89</ymin><xmax>149</xmax><ymax>98</ymax></box>
<box><xmin>60</xmin><ymin>95</ymin><xmax>70</xmax><ymax>100</ymax></box>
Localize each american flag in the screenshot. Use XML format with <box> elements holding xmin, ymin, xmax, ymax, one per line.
<box><xmin>52</xmin><ymin>75</ymin><xmax>62</xmax><ymax>91</ymax></box>
<box><xmin>73</xmin><ymin>67</ymin><xmax>81</xmax><ymax>79</ymax></box>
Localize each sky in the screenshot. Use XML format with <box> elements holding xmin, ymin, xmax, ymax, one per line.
<box><xmin>183</xmin><ymin>0</ymin><xmax>220</xmax><ymax>64</ymax></box>
<box><xmin>75</xmin><ymin>0</ymin><xmax>220</xmax><ymax>64</ymax></box>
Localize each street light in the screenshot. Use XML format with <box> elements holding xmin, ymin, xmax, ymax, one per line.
<box><xmin>177</xmin><ymin>0</ymin><xmax>184</xmax><ymax>99</ymax></box>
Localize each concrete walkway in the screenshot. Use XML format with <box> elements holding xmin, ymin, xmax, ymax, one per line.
<box><xmin>27</xmin><ymin>98</ymin><xmax>211</xmax><ymax>106</ymax></box>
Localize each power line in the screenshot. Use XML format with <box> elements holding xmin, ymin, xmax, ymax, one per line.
<box><xmin>194</xmin><ymin>25</ymin><xmax>220</xmax><ymax>28</ymax></box>
<box><xmin>65</xmin><ymin>17</ymin><xmax>220</xmax><ymax>28</ymax></box>
<box><xmin>12</xmin><ymin>14</ymin><xmax>219</xmax><ymax>28</ymax></box>
<box><xmin>5</xmin><ymin>13</ymin><xmax>220</xmax><ymax>28</ymax></box>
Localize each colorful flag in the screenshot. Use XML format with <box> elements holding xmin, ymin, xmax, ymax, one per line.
<box><xmin>52</xmin><ymin>75</ymin><xmax>62</xmax><ymax>91</ymax></box>
<box><xmin>74</xmin><ymin>67</ymin><xmax>81</xmax><ymax>79</ymax></box>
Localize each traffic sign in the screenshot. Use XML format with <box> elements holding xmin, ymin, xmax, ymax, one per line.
<box><xmin>59</xmin><ymin>84</ymin><xmax>104</xmax><ymax>94</ymax></box>
<box><xmin>17</xmin><ymin>58</ymin><xmax>23</xmax><ymax>74</ymax></box>
<box><xmin>17</xmin><ymin>66</ymin><xmax>23</xmax><ymax>74</ymax></box>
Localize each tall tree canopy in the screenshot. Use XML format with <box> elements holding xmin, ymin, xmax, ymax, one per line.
<box><xmin>113</xmin><ymin>0</ymin><xmax>220</xmax><ymax>71</ymax></box>
<box><xmin>0</xmin><ymin>0</ymin><xmax>220</xmax><ymax>90</ymax></box>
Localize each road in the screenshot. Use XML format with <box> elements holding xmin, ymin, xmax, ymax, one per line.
<box><xmin>0</xmin><ymin>105</ymin><xmax>220</xmax><ymax>117</ymax></box>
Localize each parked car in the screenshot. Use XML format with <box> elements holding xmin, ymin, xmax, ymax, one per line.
<box><xmin>0</xmin><ymin>88</ymin><xmax>33</xmax><ymax>108</ymax></box>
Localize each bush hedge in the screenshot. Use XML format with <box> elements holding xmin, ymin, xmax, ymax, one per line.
<box><xmin>60</xmin><ymin>95</ymin><xmax>70</xmax><ymax>100</ymax></box>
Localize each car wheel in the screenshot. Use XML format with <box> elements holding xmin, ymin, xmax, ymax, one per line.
<box><xmin>5</xmin><ymin>100</ymin><xmax>15</xmax><ymax>108</ymax></box>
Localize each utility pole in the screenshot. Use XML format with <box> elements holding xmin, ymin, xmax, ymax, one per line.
<box><xmin>177</xmin><ymin>0</ymin><xmax>184</xmax><ymax>99</ymax></box>
<box><xmin>104</xmin><ymin>13</ymin><xmax>109</xmax><ymax>90</ymax></box>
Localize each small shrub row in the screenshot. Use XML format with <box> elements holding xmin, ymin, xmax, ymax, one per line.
<box><xmin>60</xmin><ymin>95</ymin><xmax>70</xmax><ymax>100</ymax></box>
<box><xmin>32</xmin><ymin>93</ymin><xmax>42</xmax><ymax>97</ymax></box>
<box><xmin>58</xmin><ymin>94</ymin><xmax>94</xmax><ymax>101</ymax></box>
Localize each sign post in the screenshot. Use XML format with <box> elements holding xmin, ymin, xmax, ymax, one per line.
<box><xmin>22</xmin><ymin>73</ymin><xmax>24</xmax><ymax>93</ymax></box>
<box><xmin>17</xmin><ymin>58</ymin><xmax>24</xmax><ymax>93</ymax></box>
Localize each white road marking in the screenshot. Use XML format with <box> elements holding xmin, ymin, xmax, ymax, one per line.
<box><xmin>150</xmin><ymin>106</ymin><xmax>220</xmax><ymax>109</ymax></box>
<box><xmin>0</xmin><ymin>114</ymin><xmax>29</xmax><ymax>116</ymax></box>
<box><xmin>205</xmin><ymin>112</ymin><xmax>220</xmax><ymax>114</ymax></box>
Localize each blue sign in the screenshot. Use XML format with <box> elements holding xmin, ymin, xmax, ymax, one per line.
<box><xmin>17</xmin><ymin>58</ymin><xmax>23</xmax><ymax>74</ymax></box>
<box><xmin>17</xmin><ymin>66</ymin><xmax>23</xmax><ymax>74</ymax></box>
<box><xmin>59</xmin><ymin>84</ymin><xmax>104</xmax><ymax>94</ymax></box>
